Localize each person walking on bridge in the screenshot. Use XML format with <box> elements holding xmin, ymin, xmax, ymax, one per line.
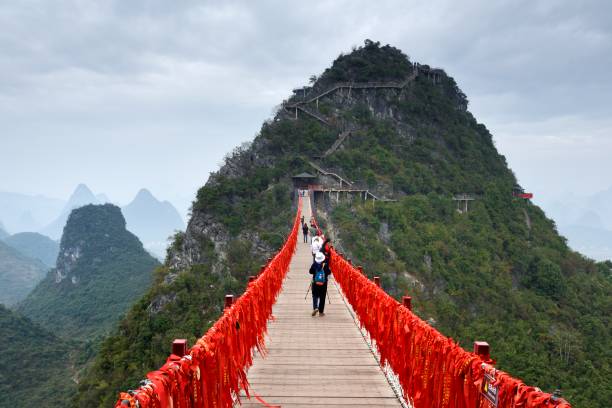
<box><xmin>309</xmin><ymin>251</ymin><xmax>331</xmax><ymax>316</ymax></box>
<box><xmin>302</xmin><ymin>222</ymin><xmax>309</xmax><ymax>243</ymax></box>
<box><xmin>311</xmin><ymin>235</ymin><xmax>323</xmax><ymax>262</ymax></box>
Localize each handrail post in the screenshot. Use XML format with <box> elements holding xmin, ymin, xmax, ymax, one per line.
<box><xmin>402</xmin><ymin>296</ymin><xmax>412</xmax><ymax>311</ymax></box>
<box><xmin>172</xmin><ymin>339</ymin><xmax>187</xmax><ymax>357</ymax></box>
<box><xmin>224</xmin><ymin>294</ymin><xmax>234</xmax><ymax>309</ymax></box>
<box><xmin>473</xmin><ymin>341</ymin><xmax>491</xmax><ymax>361</ymax></box>
<box><xmin>357</xmin><ymin>266</ymin><xmax>364</xmax><ymax>275</ymax></box>
<box><xmin>248</xmin><ymin>276</ymin><xmax>256</xmax><ymax>283</ymax></box>
<box><xmin>373</xmin><ymin>276</ymin><xmax>381</xmax><ymax>287</ymax></box>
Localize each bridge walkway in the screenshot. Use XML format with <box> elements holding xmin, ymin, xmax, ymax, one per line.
<box><xmin>239</xmin><ymin>194</ymin><xmax>401</xmax><ymax>407</ymax></box>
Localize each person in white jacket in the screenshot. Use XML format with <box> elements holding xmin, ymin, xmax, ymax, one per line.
<box><xmin>311</xmin><ymin>235</ymin><xmax>323</xmax><ymax>262</ymax></box>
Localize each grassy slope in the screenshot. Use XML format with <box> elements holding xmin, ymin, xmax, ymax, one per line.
<box><xmin>0</xmin><ymin>304</ymin><xmax>75</xmax><ymax>408</ymax></box>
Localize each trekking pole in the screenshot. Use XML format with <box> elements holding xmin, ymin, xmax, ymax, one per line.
<box><xmin>327</xmin><ymin>285</ymin><xmax>331</xmax><ymax>304</ymax></box>
<box><xmin>304</xmin><ymin>282</ymin><xmax>311</xmax><ymax>300</ymax></box>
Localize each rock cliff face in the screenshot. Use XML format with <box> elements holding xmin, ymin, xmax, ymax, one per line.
<box><xmin>166</xmin><ymin>138</ymin><xmax>282</xmax><ymax>274</ymax></box>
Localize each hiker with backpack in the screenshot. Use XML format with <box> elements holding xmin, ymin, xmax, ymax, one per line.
<box><xmin>309</xmin><ymin>251</ymin><xmax>331</xmax><ymax>316</ymax></box>
<box><xmin>302</xmin><ymin>222</ymin><xmax>309</xmax><ymax>243</ymax></box>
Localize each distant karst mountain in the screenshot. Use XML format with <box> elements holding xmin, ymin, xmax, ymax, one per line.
<box><xmin>0</xmin><ymin>191</ymin><xmax>65</xmax><ymax>232</ymax></box>
<box><xmin>0</xmin><ymin>304</ymin><xmax>74</xmax><ymax>407</ymax></box>
<box><xmin>19</xmin><ymin>203</ymin><xmax>159</xmax><ymax>340</ymax></box>
<box><xmin>0</xmin><ymin>221</ymin><xmax>8</xmax><ymax>240</ymax></box>
<box><xmin>122</xmin><ymin>188</ymin><xmax>185</xmax><ymax>259</ymax></box>
<box><xmin>4</xmin><ymin>232</ymin><xmax>59</xmax><ymax>268</ymax></box>
<box><xmin>544</xmin><ymin>187</ymin><xmax>612</xmax><ymax>261</ymax></box>
<box><xmin>0</xmin><ymin>239</ymin><xmax>48</xmax><ymax>306</ymax></box>
<box><xmin>39</xmin><ymin>184</ymin><xmax>100</xmax><ymax>239</ymax></box>
<box><xmin>95</xmin><ymin>193</ymin><xmax>111</xmax><ymax>204</ymax></box>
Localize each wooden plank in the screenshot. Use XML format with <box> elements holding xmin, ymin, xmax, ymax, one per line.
<box><xmin>238</xmin><ymin>196</ymin><xmax>401</xmax><ymax>407</ymax></box>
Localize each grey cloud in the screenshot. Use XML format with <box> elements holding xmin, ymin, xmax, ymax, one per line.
<box><xmin>0</xmin><ymin>0</ymin><xmax>610</xmax><ymax>209</ymax></box>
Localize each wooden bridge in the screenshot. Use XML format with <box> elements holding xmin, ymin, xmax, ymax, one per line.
<box><xmin>240</xmin><ymin>194</ymin><xmax>403</xmax><ymax>407</ymax></box>
<box><xmin>115</xmin><ymin>193</ymin><xmax>572</xmax><ymax>408</ymax></box>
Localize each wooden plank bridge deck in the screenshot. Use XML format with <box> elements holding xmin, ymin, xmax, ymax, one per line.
<box><xmin>239</xmin><ymin>195</ymin><xmax>402</xmax><ymax>407</ymax></box>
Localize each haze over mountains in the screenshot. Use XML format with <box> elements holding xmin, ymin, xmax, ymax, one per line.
<box><xmin>0</xmin><ymin>239</ymin><xmax>48</xmax><ymax>305</ymax></box>
<box><xmin>0</xmin><ymin>191</ymin><xmax>64</xmax><ymax>232</ymax></box>
<box><xmin>543</xmin><ymin>186</ymin><xmax>612</xmax><ymax>261</ymax></box>
<box><xmin>122</xmin><ymin>188</ymin><xmax>186</xmax><ymax>258</ymax></box>
<box><xmin>0</xmin><ymin>222</ymin><xmax>8</xmax><ymax>240</ymax></box>
<box><xmin>39</xmin><ymin>184</ymin><xmax>108</xmax><ymax>239</ymax></box>
<box><xmin>0</xmin><ymin>183</ymin><xmax>185</xmax><ymax>259</ymax></box>
<box><xmin>3</xmin><ymin>232</ymin><xmax>59</xmax><ymax>268</ymax></box>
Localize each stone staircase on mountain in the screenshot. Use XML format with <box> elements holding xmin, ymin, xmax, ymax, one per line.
<box><xmin>285</xmin><ymin>70</ymin><xmax>420</xmax><ymax>160</ymax></box>
<box><xmin>294</xmin><ymin>104</ymin><xmax>331</xmax><ymax>126</ymax></box>
<box><xmin>285</xmin><ymin>69</ymin><xmax>419</xmax><ymax>109</ymax></box>
<box><xmin>308</xmin><ymin>161</ymin><xmax>353</xmax><ymax>187</ymax></box>
<box><xmin>322</xmin><ymin>128</ymin><xmax>353</xmax><ymax>158</ymax></box>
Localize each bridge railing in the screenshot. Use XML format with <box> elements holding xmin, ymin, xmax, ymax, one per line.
<box><xmin>115</xmin><ymin>199</ymin><xmax>302</xmax><ymax>408</ymax></box>
<box><xmin>328</xmin><ymin>249</ymin><xmax>572</xmax><ymax>408</ymax></box>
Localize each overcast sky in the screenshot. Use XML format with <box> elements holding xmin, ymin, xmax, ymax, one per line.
<box><xmin>1</xmin><ymin>0</ymin><xmax>611</xmax><ymax>217</ymax></box>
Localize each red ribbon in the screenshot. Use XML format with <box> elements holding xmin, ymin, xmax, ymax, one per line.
<box><xmin>114</xmin><ymin>198</ymin><xmax>302</xmax><ymax>408</ymax></box>
<box><xmin>328</xmin><ymin>247</ymin><xmax>572</xmax><ymax>408</ymax></box>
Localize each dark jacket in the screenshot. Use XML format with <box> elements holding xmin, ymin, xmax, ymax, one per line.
<box><xmin>302</xmin><ymin>223</ymin><xmax>309</xmax><ymax>234</ymax></box>
<box><xmin>309</xmin><ymin>261</ymin><xmax>331</xmax><ymax>285</ymax></box>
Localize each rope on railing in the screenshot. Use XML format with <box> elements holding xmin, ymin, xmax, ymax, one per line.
<box><xmin>115</xmin><ymin>198</ymin><xmax>302</xmax><ymax>408</ymax></box>
<box><xmin>328</xmin><ymin>249</ymin><xmax>572</xmax><ymax>408</ymax></box>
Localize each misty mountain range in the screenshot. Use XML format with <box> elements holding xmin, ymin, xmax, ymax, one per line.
<box><xmin>0</xmin><ymin>184</ymin><xmax>185</xmax><ymax>259</ymax></box>
<box><xmin>543</xmin><ymin>186</ymin><xmax>612</xmax><ymax>261</ymax></box>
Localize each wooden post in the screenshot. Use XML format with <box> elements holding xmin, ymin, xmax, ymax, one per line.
<box><xmin>374</xmin><ymin>276</ymin><xmax>381</xmax><ymax>287</ymax></box>
<box><xmin>224</xmin><ymin>295</ymin><xmax>234</xmax><ymax>309</ymax></box>
<box><xmin>172</xmin><ymin>339</ymin><xmax>187</xmax><ymax>356</ymax></box>
<box><xmin>402</xmin><ymin>296</ymin><xmax>412</xmax><ymax>311</ymax></box>
<box><xmin>473</xmin><ymin>341</ymin><xmax>491</xmax><ymax>361</ymax></box>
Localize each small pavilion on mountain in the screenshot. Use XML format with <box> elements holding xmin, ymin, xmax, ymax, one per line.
<box><xmin>292</xmin><ymin>172</ymin><xmax>318</xmax><ymax>190</ymax></box>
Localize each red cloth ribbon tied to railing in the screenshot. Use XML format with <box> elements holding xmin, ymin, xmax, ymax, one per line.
<box><xmin>328</xmin><ymin>247</ymin><xmax>572</xmax><ymax>408</ymax></box>
<box><xmin>114</xmin><ymin>198</ymin><xmax>302</xmax><ymax>408</ymax></box>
